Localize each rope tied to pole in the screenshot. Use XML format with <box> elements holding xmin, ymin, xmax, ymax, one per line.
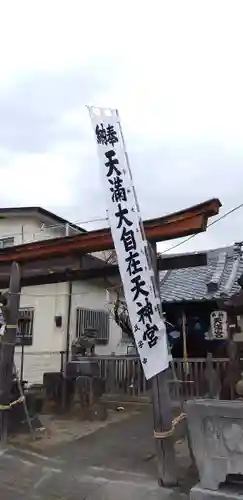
<box><xmin>0</xmin><ymin>395</ymin><xmax>25</xmax><ymax>411</ymax></box>
<box><xmin>153</xmin><ymin>412</ymin><xmax>187</xmax><ymax>440</ymax></box>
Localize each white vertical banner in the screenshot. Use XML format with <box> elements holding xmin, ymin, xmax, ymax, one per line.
<box><xmin>88</xmin><ymin>107</ymin><xmax>168</xmax><ymax>379</ymax></box>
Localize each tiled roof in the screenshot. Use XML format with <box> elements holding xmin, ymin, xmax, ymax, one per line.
<box><xmin>159</xmin><ymin>243</ymin><xmax>243</xmax><ymax>303</ymax></box>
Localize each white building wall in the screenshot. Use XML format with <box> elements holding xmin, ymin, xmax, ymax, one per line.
<box><xmin>0</xmin><ymin>216</ymin><xmax>66</xmax><ymax>245</ymax></box>
<box><xmin>13</xmin><ymin>279</ymin><xmax>126</xmax><ymax>385</ymax></box>
<box><xmin>69</xmin><ymin>280</ymin><xmax>125</xmax><ymax>355</ymax></box>
<box><xmin>14</xmin><ymin>282</ymin><xmax>68</xmax><ymax>384</ymax></box>
<box><xmin>0</xmin><ymin>216</ymin><xmax>40</xmax><ymax>245</ymax></box>
<box><xmin>234</xmin><ymin>315</ymin><xmax>243</xmax><ymax>342</ymax></box>
<box><xmin>0</xmin><ymin>214</ymin><xmax>127</xmax><ymax>384</ymax></box>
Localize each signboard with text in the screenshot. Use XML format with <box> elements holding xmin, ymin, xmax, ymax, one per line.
<box><xmin>88</xmin><ymin>107</ymin><xmax>168</xmax><ymax>379</ymax></box>
<box><xmin>210</xmin><ymin>310</ymin><xmax>228</xmax><ymax>340</ymax></box>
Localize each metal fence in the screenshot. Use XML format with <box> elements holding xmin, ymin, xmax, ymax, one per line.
<box><xmin>64</xmin><ymin>355</ymin><xmax>233</xmax><ymax>401</ymax></box>
<box><xmin>170</xmin><ymin>357</ymin><xmax>231</xmax><ymax>400</ymax></box>
<box><xmin>92</xmin><ymin>356</ymin><xmax>232</xmax><ymax>400</ymax></box>
<box><xmin>15</xmin><ymin>350</ymin><xmax>235</xmax><ymax>401</ymax></box>
<box><xmin>96</xmin><ymin>355</ymin><xmax>148</xmax><ymax>396</ymax></box>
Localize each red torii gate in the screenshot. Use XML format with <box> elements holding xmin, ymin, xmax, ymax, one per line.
<box><xmin>0</xmin><ymin>198</ymin><xmax>220</xmax><ymax>264</ymax></box>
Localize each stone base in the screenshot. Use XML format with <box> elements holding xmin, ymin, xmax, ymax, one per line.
<box><xmin>191</xmin><ymin>484</ymin><xmax>243</xmax><ymax>500</ymax></box>
<box><xmin>185</xmin><ymin>399</ymin><xmax>243</xmax><ymax>490</ymax></box>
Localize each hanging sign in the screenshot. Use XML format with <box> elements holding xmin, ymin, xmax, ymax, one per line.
<box><xmin>210</xmin><ymin>310</ymin><xmax>228</xmax><ymax>340</ymax></box>
<box><xmin>88</xmin><ymin>107</ymin><xmax>168</xmax><ymax>379</ymax></box>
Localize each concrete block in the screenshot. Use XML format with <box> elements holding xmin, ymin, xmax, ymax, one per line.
<box><xmin>190</xmin><ymin>483</ymin><xmax>243</xmax><ymax>500</ymax></box>
<box><xmin>185</xmin><ymin>399</ymin><xmax>243</xmax><ymax>490</ymax></box>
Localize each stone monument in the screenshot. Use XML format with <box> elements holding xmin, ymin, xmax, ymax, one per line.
<box><xmin>186</xmin><ymin>399</ymin><xmax>243</xmax><ymax>500</ymax></box>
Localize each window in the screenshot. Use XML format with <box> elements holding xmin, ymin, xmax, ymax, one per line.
<box><xmin>76</xmin><ymin>308</ymin><xmax>109</xmax><ymax>345</ymax></box>
<box><xmin>16</xmin><ymin>308</ymin><xmax>34</xmax><ymax>346</ymax></box>
<box><xmin>0</xmin><ymin>237</ymin><xmax>14</xmax><ymax>249</ymax></box>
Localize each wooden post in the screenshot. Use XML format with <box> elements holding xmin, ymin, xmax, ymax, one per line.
<box><xmin>182</xmin><ymin>311</ymin><xmax>188</xmax><ymax>363</ymax></box>
<box><xmin>149</xmin><ymin>243</ymin><xmax>178</xmax><ymax>486</ymax></box>
<box><xmin>61</xmin><ymin>280</ymin><xmax>73</xmax><ymax>412</ymax></box>
<box><xmin>20</xmin><ymin>341</ymin><xmax>24</xmax><ymax>382</ymax></box>
<box><xmin>182</xmin><ymin>310</ymin><xmax>189</xmax><ymax>377</ymax></box>
<box><xmin>0</xmin><ymin>262</ymin><xmax>21</xmax><ymax>441</ymax></box>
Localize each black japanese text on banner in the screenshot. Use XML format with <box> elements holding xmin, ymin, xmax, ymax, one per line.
<box><xmin>87</xmin><ymin>107</ymin><xmax>168</xmax><ymax>379</ymax></box>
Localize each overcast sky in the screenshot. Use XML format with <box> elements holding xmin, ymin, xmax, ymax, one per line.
<box><xmin>0</xmin><ymin>1</ymin><xmax>242</xmax><ymax>253</ymax></box>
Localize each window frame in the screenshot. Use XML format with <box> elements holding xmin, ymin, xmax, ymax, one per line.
<box><xmin>76</xmin><ymin>307</ymin><xmax>110</xmax><ymax>345</ymax></box>
<box><xmin>0</xmin><ymin>237</ymin><xmax>14</xmax><ymax>249</ymax></box>
<box><xmin>16</xmin><ymin>308</ymin><xmax>34</xmax><ymax>346</ymax></box>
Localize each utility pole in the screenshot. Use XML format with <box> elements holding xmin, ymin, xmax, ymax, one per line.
<box><xmin>0</xmin><ymin>262</ymin><xmax>21</xmax><ymax>441</ymax></box>
<box><xmin>149</xmin><ymin>243</ymin><xmax>178</xmax><ymax>486</ymax></box>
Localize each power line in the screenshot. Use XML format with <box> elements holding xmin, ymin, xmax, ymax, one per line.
<box><xmin>8</xmin><ymin>283</ymin><xmax>120</xmax><ymax>298</ymax></box>
<box><xmin>160</xmin><ymin>202</ymin><xmax>243</xmax><ymax>255</ymax></box>
<box><xmin>21</xmin><ymin>289</ymin><xmax>117</xmax><ymax>298</ymax></box>
<box><xmin>44</xmin><ymin>215</ymin><xmax>108</xmax><ymax>229</ymax></box>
